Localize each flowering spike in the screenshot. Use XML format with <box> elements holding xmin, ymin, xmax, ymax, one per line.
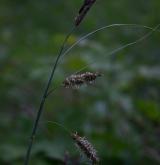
<box><xmin>75</xmin><ymin>0</ymin><xmax>96</xmax><ymax>26</ymax></box>
<box><xmin>71</xmin><ymin>132</ymin><xmax>99</xmax><ymax>164</ymax></box>
<box><xmin>62</xmin><ymin>71</ymin><xmax>102</xmax><ymax>88</ymax></box>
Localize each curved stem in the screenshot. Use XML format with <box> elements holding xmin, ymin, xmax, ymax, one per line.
<box><xmin>75</xmin><ymin>24</ymin><xmax>160</xmax><ymax>73</ymax></box>
<box><xmin>60</xmin><ymin>24</ymin><xmax>160</xmax><ymax>60</ymax></box>
<box><xmin>47</xmin><ymin>24</ymin><xmax>160</xmax><ymax>97</ymax></box>
<box><xmin>24</xmin><ymin>27</ymin><xmax>76</xmax><ymax>165</ymax></box>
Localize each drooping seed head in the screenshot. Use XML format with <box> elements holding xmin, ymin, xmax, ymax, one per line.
<box><xmin>71</xmin><ymin>132</ymin><xmax>99</xmax><ymax>164</ymax></box>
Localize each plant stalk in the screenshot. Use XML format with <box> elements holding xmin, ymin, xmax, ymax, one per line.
<box><xmin>24</xmin><ymin>27</ymin><xmax>76</xmax><ymax>165</ymax></box>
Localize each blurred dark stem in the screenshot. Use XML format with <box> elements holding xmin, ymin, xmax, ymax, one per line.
<box><xmin>24</xmin><ymin>26</ymin><xmax>76</xmax><ymax>165</ymax></box>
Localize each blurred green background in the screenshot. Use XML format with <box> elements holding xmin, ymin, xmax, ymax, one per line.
<box><xmin>0</xmin><ymin>0</ymin><xmax>160</xmax><ymax>164</ymax></box>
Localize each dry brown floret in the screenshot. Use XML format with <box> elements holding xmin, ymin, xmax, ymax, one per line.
<box><xmin>71</xmin><ymin>132</ymin><xmax>99</xmax><ymax>164</ymax></box>
<box><xmin>63</xmin><ymin>72</ymin><xmax>102</xmax><ymax>88</ymax></box>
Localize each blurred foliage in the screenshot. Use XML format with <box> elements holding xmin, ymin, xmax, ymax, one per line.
<box><xmin>0</xmin><ymin>0</ymin><xmax>160</xmax><ymax>164</ymax></box>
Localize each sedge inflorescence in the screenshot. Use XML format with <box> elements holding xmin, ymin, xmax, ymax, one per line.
<box><xmin>75</xmin><ymin>0</ymin><xmax>97</xmax><ymax>26</ymax></box>
<box><xmin>71</xmin><ymin>132</ymin><xmax>99</xmax><ymax>164</ymax></box>
<box><xmin>62</xmin><ymin>72</ymin><xmax>102</xmax><ymax>88</ymax></box>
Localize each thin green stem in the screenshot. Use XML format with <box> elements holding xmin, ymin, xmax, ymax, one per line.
<box><xmin>24</xmin><ymin>27</ymin><xmax>76</xmax><ymax>165</ymax></box>
<box><xmin>45</xmin><ymin>121</ymin><xmax>71</xmax><ymax>134</ymax></box>
<box><xmin>75</xmin><ymin>24</ymin><xmax>160</xmax><ymax>73</ymax></box>
<box><xmin>60</xmin><ymin>24</ymin><xmax>160</xmax><ymax>60</ymax></box>
<box><xmin>46</xmin><ymin>24</ymin><xmax>160</xmax><ymax>97</ymax></box>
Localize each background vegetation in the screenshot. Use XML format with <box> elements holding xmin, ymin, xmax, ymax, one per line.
<box><xmin>0</xmin><ymin>0</ymin><xmax>160</xmax><ymax>164</ymax></box>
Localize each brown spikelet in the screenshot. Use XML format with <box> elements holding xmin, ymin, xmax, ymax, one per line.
<box><xmin>62</xmin><ymin>72</ymin><xmax>102</xmax><ymax>88</ymax></box>
<box><xmin>82</xmin><ymin>72</ymin><xmax>102</xmax><ymax>84</ymax></box>
<box><xmin>75</xmin><ymin>0</ymin><xmax>96</xmax><ymax>26</ymax></box>
<box><xmin>71</xmin><ymin>132</ymin><xmax>99</xmax><ymax>164</ymax></box>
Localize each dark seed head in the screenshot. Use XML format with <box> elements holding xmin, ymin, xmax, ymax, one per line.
<box><xmin>71</xmin><ymin>132</ymin><xmax>99</xmax><ymax>164</ymax></box>
<box><xmin>63</xmin><ymin>71</ymin><xmax>102</xmax><ymax>88</ymax></box>
<box><xmin>75</xmin><ymin>0</ymin><xmax>97</xmax><ymax>26</ymax></box>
